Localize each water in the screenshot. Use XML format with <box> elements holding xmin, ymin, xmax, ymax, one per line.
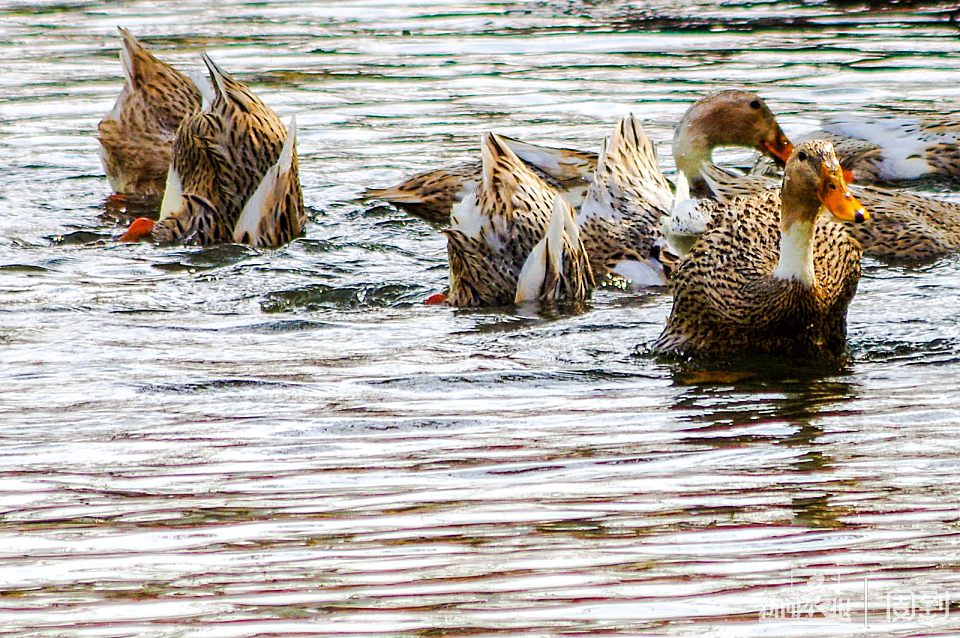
<box><xmin>2</xmin><ymin>0</ymin><xmax>960</xmax><ymax>635</ymax></box>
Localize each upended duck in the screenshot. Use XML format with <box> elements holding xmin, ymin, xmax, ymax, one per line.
<box><xmin>444</xmin><ymin>133</ymin><xmax>593</xmax><ymax>307</ymax></box>
<box><xmin>365</xmin><ymin>89</ymin><xmax>794</xmax><ymax>225</ymax></box>
<box><xmin>120</xmin><ymin>54</ymin><xmax>305</xmax><ymax>247</ymax></box>
<box><xmin>98</xmin><ymin>28</ymin><xmax>200</xmax><ymax>199</ymax></box>
<box><xmin>656</xmin><ymin>140</ymin><xmax>869</xmax><ymax>360</ymax></box>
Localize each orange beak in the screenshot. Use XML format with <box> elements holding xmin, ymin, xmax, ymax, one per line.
<box><xmin>761</xmin><ymin>130</ymin><xmax>794</xmax><ymax>167</ymax></box>
<box><xmin>842</xmin><ymin>168</ymin><xmax>856</xmax><ymax>184</ymax></box>
<box><xmin>119</xmin><ymin>217</ymin><xmax>156</xmax><ymax>242</ymax></box>
<box><xmin>818</xmin><ymin>164</ymin><xmax>868</xmax><ymax>223</ymax></box>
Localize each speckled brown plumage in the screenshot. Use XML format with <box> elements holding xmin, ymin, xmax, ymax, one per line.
<box><xmin>443</xmin><ymin>133</ymin><xmax>594</xmax><ymax>307</ymax></box>
<box><xmin>97</xmin><ymin>28</ymin><xmax>200</xmax><ymax>198</ymax></box>
<box><xmin>153</xmin><ymin>54</ymin><xmax>304</xmax><ymax>247</ymax></box>
<box><xmin>577</xmin><ymin>115</ymin><xmax>674</xmax><ymax>283</ymax></box>
<box><xmin>708</xmin><ymin>161</ymin><xmax>960</xmax><ymax>263</ymax></box>
<box><xmin>657</xmin><ymin>141</ymin><xmax>864</xmax><ymax>361</ymax></box>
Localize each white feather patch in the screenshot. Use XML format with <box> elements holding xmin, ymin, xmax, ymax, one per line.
<box><xmin>449</xmin><ymin>193</ymin><xmax>484</xmax><ymax>240</ymax></box>
<box><xmin>159</xmin><ymin>163</ymin><xmax>184</xmax><ymax>220</ymax></box>
<box><xmin>515</xmin><ymin>195</ymin><xmax>568</xmax><ymax>304</ymax></box>
<box><xmin>773</xmin><ymin>220</ymin><xmax>815</xmax><ymax>285</ymax></box>
<box><xmin>659</xmin><ymin>172</ymin><xmax>711</xmax><ymax>256</ymax></box>
<box><xmin>610</xmin><ymin>257</ymin><xmax>667</xmax><ymax>288</ymax></box>
<box><xmin>822</xmin><ymin>114</ymin><xmax>942</xmax><ymax>180</ymax></box>
<box><xmin>234</xmin><ymin>116</ymin><xmax>297</xmax><ymax>245</ymax></box>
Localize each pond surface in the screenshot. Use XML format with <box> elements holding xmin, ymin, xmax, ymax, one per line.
<box><xmin>3</xmin><ymin>0</ymin><xmax>960</xmax><ymax>635</ymax></box>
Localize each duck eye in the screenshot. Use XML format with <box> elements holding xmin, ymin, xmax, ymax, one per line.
<box><xmin>749</xmin><ymin>99</ymin><xmax>761</xmax><ymax>109</ymax></box>
<box><xmin>797</xmin><ymin>151</ymin><xmax>808</xmax><ymax>162</ymax></box>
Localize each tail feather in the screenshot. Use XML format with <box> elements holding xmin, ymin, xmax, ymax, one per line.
<box><xmin>117</xmin><ymin>27</ymin><xmax>142</xmax><ymax>88</ymax></box>
<box><xmin>515</xmin><ymin>195</ymin><xmax>569</xmax><ymax>303</ymax></box>
<box><xmin>579</xmin><ymin>114</ymin><xmax>673</xmax><ymax>226</ymax></box>
<box><xmin>233</xmin><ymin>116</ymin><xmax>297</xmax><ymax>246</ymax></box>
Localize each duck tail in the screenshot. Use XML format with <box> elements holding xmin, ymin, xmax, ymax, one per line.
<box><xmin>233</xmin><ymin>115</ymin><xmax>297</xmax><ymax>246</ymax></box>
<box><xmin>515</xmin><ymin>195</ymin><xmax>570</xmax><ymax>303</ymax></box>
<box><xmin>447</xmin><ymin>133</ymin><xmax>517</xmax><ymax>239</ymax></box>
<box><xmin>116</xmin><ymin>27</ymin><xmax>153</xmax><ymax>89</ymax></box>
<box><xmin>609</xmin><ymin>114</ymin><xmax>673</xmax><ymax>207</ymax></box>
<box><xmin>201</xmin><ymin>53</ymin><xmax>263</xmax><ymax>113</ymax></box>
<box><xmin>580</xmin><ymin>114</ymin><xmax>674</xmax><ymax>226</ymax></box>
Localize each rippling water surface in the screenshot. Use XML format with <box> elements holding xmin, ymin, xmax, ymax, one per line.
<box><xmin>3</xmin><ymin>0</ymin><xmax>960</xmax><ymax>635</ymax></box>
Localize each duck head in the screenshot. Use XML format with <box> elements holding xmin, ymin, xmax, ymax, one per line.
<box><xmin>774</xmin><ymin>139</ymin><xmax>868</xmax><ymax>285</ymax></box>
<box><xmin>673</xmin><ymin>89</ymin><xmax>794</xmax><ymax>194</ymax></box>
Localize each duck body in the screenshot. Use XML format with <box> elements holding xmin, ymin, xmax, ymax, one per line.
<box><xmin>657</xmin><ymin>140</ymin><xmax>867</xmax><ymax>361</ymax></box>
<box><xmin>444</xmin><ymin>133</ymin><xmax>593</xmax><ymax>307</ymax></box>
<box><xmin>128</xmin><ymin>54</ymin><xmax>304</xmax><ymax>247</ymax></box>
<box><xmin>821</xmin><ymin>113</ymin><xmax>960</xmax><ymax>183</ymax></box>
<box><xmin>98</xmin><ymin>28</ymin><xmax>201</xmax><ymax>198</ymax></box>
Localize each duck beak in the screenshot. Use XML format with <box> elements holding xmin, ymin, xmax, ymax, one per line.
<box><xmin>119</xmin><ymin>217</ymin><xmax>156</xmax><ymax>242</ymax></box>
<box><xmin>761</xmin><ymin>130</ymin><xmax>794</xmax><ymax>167</ymax></box>
<box><xmin>818</xmin><ymin>164</ymin><xmax>869</xmax><ymax>223</ymax></box>
<box><xmin>842</xmin><ymin>168</ymin><xmax>856</xmax><ymax>183</ymax></box>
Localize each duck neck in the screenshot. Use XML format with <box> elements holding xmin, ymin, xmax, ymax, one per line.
<box><xmin>672</xmin><ymin>124</ymin><xmax>712</xmax><ymax>195</ymax></box>
<box><xmin>773</xmin><ymin>220</ymin><xmax>817</xmax><ymax>286</ymax></box>
<box><xmin>773</xmin><ymin>180</ymin><xmax>821</xmax><ymax>286</ymax></box>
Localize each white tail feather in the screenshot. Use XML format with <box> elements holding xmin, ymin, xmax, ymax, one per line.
<box><xmin>515</xmin><ymin>196</ymin><xmax>568</xmax><ymax>304</ymax></box>
<box><xmin>233</xmin><ymin>116</ymin><xmax>297</xmax><ymax>245</ymax></box>
<box><xmin>159</xmin><ymin>163</ymin><xmax>184</xmax><ymax>220</ymax></box>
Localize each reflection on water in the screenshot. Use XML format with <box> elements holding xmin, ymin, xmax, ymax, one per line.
<box><xmin>2</xmin><ymin>0</ymin><xmax>960</xmax><ymax>635</ymax></box>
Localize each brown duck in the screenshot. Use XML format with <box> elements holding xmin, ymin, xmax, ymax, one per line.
<box><xmin>98</xmin><ymin>28</ymin><xmax>200</xmax><ymax>199</ymax></box>
<box><xmin>444</xmin><ymin>133</ymin><xmax>593</xmax><ymax>307</ymax></box>
<box><xmin>121</xmin><ymin>54</ymin><xmax>304</xmax><ymax>247</ymax></box>
<box><xmin>656</xmin><ymin>140</ymin><xmax>869</xmax><ymax>360</ymax></box>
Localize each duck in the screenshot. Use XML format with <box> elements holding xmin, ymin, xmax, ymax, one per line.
<box><xmin>819</xmin><ymin>112</ymin><xmax>960</xmax><ymax>183</ymax></box>
<box><xmin>705</xmin><ymin>160</ymin><xmax>960</xmax><ymax>263</ymax></box>
<box><xmin>98</xmin><ymin>28</ymin><xmax>201</xmax><ymax>199</ymax></box>
<box><xmin>120</xmin><ymin>54</ymin><xmax>305</xmax><ymax>247</ymax></box>
<box><xmin>444</xmin><ymin>132</ymin><xmax>594</xmax><ymax>307</ymax></box>
<box><xmin>365</xmin><ymin>89</ymin><xmax>794</xmax><ymax>225</ymax></box>
<box><xmin>655</xmin><ymin>140</ymin><xmax>869</xmax><ymax>361</ymax></box>
<box><xmin>575</xmin><ymin>114</ymin><xmax>676</xmax><ymax>286</ymax></box>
